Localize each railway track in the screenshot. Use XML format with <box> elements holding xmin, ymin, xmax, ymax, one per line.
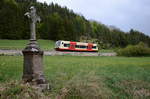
<box><xmin>0</xmin><ymin>49</ymin><xmax>117</xmax><ymax>56</ymax></box>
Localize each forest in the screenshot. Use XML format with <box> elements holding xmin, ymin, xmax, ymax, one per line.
<box><xmin>0</xmin><ymin>0</ymin><xmax>150</xmax><ymax>48</ymax></box>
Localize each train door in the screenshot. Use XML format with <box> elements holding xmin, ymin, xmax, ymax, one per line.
<box><xmin>70</xmin><ymin>42</ymin><xmax>76</xmax><ymax>50</ymax></box>
<box><xmin>88</xmin><ymin>43</ymin><xmax>93</xmax><ymax>51</ymax></box>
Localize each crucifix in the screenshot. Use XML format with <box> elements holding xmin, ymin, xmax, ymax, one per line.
<box><xmin>25</xmin><ymin>6</ymin><xmax>41</xmax><ymax>41</ymax></box>
<box><xmin>23</xmin><ymin>6</ymin><xmax>49</xmax><ymax>90</ymax></box>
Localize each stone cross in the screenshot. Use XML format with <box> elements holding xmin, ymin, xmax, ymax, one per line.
<box><xmin>25</xmin><ymin>6</ymin><xmax>41</xmax><ymax>41</ymax></box>
<box><xmin>23</xmin><ymin>6</ymin><xmax>49</xmax><ymax>90</ymax></box>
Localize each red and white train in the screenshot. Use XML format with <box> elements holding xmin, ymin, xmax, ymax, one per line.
<box><xmin>55</xmin><ymin>40</ymin><xmax>98</xmax><ymax>52</ymax></box>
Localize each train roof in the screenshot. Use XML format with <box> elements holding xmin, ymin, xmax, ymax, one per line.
<box><xmin>57</xmin><ymin>40</ymin><xmax>97</xmax><ymax>45</ymax></box>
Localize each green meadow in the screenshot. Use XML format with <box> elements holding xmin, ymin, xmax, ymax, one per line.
<box><xmin>0</xmin><ymin>40</ymin><xmax>55</xmax><ymax>50</ymax></box>
<box><xmin>0</xmin><ymin>56</ymin><xmax>150</xmax><ymax>98</ymax></box>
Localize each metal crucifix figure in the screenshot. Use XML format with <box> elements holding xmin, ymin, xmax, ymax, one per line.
<box><xmin>25</xmin><ymin>6</ymin><xmax>41</xmax><ymax>41</ymax></box>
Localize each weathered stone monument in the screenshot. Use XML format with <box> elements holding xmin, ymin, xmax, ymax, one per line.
<box><xmin>22</xmin><ymin>6</ymin><xmax>49</xmax><ymax>89</ymax></box>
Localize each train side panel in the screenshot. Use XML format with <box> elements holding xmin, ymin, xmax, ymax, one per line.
<box><xmin>55</xmin><ymin>41</ymin><xmax>98</xmax><ymax>52</ymax></box>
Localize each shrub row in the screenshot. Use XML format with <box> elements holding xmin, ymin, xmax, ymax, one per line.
<box><xmin>117</xmin><ymin>42</ymin><xmax>150</xmax><ymax>57</ymax></box>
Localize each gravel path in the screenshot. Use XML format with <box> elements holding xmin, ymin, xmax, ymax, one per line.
<box><xmin>0</xmin><ymin>49</ymin><xmax>117</xmax><ymax>56</ymax></box>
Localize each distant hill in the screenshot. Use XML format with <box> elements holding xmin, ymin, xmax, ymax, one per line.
<box><xmin>0</xmin><ymin>0</ymin><xmax>150</xmax><ymax>48</ymax></box>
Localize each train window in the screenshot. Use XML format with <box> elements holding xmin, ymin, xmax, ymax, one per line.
<box><xmin>75</xmin><ymin>45</ymin><xmax>87</xmax><ymax>49</ymax></box>
<box><xmin>75</xmin><ymin>45</ymin><xmax>80</xmax><ymax>48</ymax></box>
<box><xmin>92</xmin><ymin>46</ymin><xmax>97</xmax><ymax>49</ymax></box>
<box><xmin>64</xmin><ymin>44</ymin><xmax>70</xmax><ymax>47</ymax></box>
<box><xmin>80</xmin><ymin>45</ymin><xmax>87</xmax><ymax>49</ymax></box>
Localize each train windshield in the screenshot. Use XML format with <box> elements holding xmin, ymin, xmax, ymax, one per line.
<box><xmin>55</xmin><ymin>41</ymin><xmax>61</xmax><ymax>47</ymax></box>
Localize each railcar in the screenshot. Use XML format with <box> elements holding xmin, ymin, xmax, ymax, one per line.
<box><xmin>55</xmin><ymin>40</ymin><xmax>98</xmax><ymax>52</ymax></box>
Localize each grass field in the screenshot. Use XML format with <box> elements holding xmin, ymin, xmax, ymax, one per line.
<box><xmin>0</xmin><ymin>56</ymin><xmax>150</xmax><ymax>98</ymax></box>
<box><xmin>0</xmin><ymin>40</ymin><xmax>55</xmax><ymax>50</ymax></box>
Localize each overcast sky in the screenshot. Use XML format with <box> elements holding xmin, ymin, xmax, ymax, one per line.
<box><xmin>37</xmin><ymin>0</ymin><xmax>150</xmax><ymax>36</ymax></box>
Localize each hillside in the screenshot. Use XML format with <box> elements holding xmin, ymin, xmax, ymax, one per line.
<box><xmin>0</xmin><ymin>0</ymin><xmax>150</xmax><ymax>48</ymax></box>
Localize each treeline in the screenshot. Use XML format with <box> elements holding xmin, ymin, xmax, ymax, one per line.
<box><xmin>0</xmin><ymin>0</ymin><xmax>150</xmax><ymax>48</ymax></box>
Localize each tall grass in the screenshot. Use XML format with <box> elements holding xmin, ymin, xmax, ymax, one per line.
<box><xmin>0</xmin><ymin>56</ymin><xmax>150</xmax><ymax>98</ymax></box>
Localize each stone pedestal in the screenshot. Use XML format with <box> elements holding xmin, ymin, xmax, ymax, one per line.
<box><xmin>22</xmin><ymin>40</ymin><xmax>49</xmax><ymax>89</ymax></box>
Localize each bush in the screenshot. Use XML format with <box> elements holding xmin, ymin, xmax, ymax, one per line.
<box><xmin>117</xmin><ymin>42</ymin><xmax>150</xmax><ymax>57</ymax></box>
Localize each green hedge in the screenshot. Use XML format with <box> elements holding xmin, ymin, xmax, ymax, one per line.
<box><xmin>117</xmin><ymin>42</ymin><xmax>150</xmax><ymax>57</ymax></box>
